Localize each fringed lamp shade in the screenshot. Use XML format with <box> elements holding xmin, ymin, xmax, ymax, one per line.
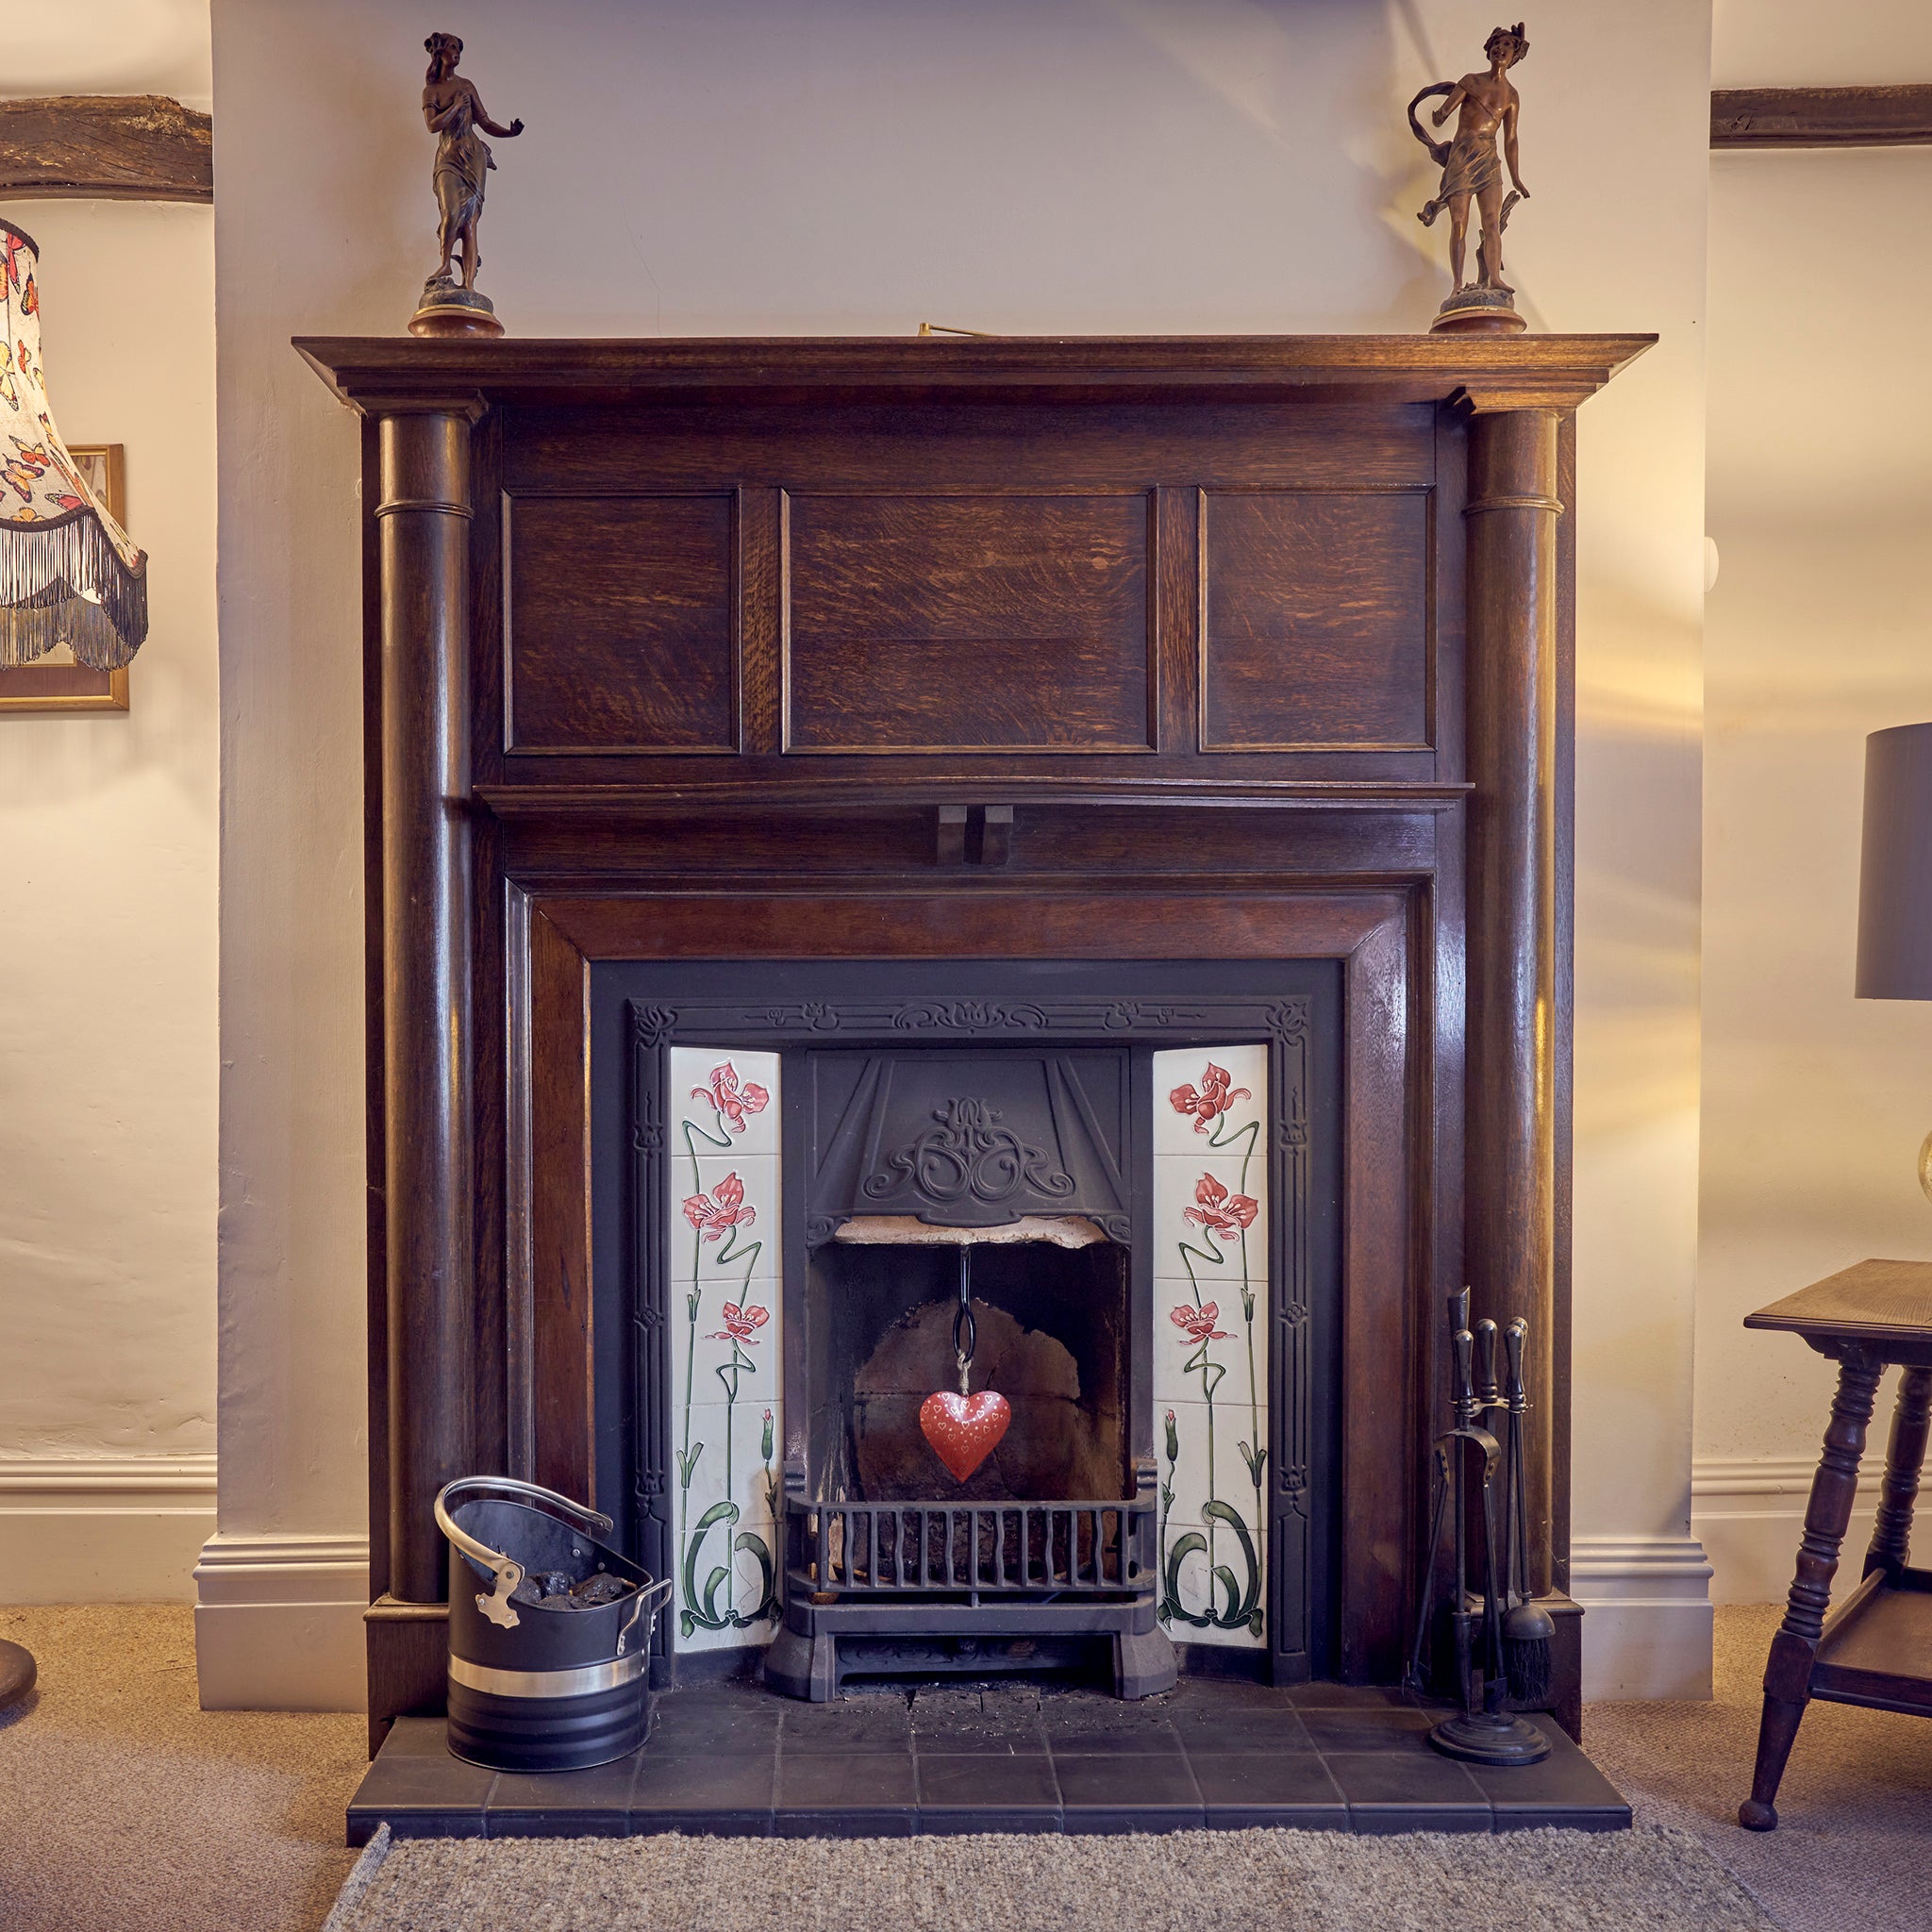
<box><xmin>0</xmin><ymin>219</ymin><xmax>146</xmax><ymax>670</ymax></box>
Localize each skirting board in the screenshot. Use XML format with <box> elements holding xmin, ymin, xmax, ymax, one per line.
<box><xmin>0</xmin><ymin>1455</ymin><xmax>216</xmax><ymax>1603</ymax></box>
<box><xmin>1571</xmin><ymin>1534</ymin><xmax>1714</xmax><ymax>1701</ymax></box>
<box><xmin>193</xmin><ymin>1532</ymin><xmax>370</xmax><ymax>1712</ymax></box>
<box><xmin>1693</xmin><ymin>1455</ymin><xmax>1881</xmax><ymax>1608</ymax></box>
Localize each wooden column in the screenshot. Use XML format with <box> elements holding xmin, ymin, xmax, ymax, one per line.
<box><xmin>375</xmin><ymin>404</ymin><xmax>481</xmax><ymax>1606</ymax></box>
<box><xmin>1462</xmin><ymin>405</ymin><xmax>1561</xmax><ymax>1597</ymax></box>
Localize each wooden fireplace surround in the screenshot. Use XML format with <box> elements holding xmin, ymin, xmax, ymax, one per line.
<box><xmin>297</xmin><ymin>333</ymin><xmax>1650</xmax><ymax>1744</ymax></box>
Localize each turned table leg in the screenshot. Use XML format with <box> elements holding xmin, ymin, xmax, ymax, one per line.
<box><xmin>1865</xmin><ymin>1366</ymin><xmax>1932</xmax><ymax>1584</ymax></box>
<box><xmin>1739</xmin><ymin>1350</ymin><xmax>1884</xmax><ymax>1831</ymax></box>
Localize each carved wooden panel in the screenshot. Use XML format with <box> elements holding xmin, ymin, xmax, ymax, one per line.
<box><xmin>783</xmin><ymin>493</ymin><xmax>1155</xmax><ymax>754</ymax></box>
<box><xmin>1200</xmin><ymin>491</ymin><xmax>1432</xmax><ymax>753</ymax></box>
<box><xmin>506</xmin><ymin>491</ymin><xmax>737</xmax><ymax>755</ymax></box>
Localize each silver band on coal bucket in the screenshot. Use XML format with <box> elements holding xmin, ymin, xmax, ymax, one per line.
<box><xmin>447</xmin><ymin>1651</ymin><xmax>647</xmax><ymax>1700</ymax></box>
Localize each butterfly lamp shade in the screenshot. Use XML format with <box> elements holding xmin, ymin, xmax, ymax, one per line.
<box><xmin>0</xmin><ymin>219</ymin><xmax>147</xmax><ymax>670</ymax></box>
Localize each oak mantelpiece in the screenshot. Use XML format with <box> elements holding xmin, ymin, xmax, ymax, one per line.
<box><xmin>298</xmin><ymin>331</ymin><xmax>1651</xmax><ymax>412</ymax></box>
<box><xmin>298</xmin><ymin>332</ymin><xmax>1652</xmax><ymax>1744</ymax></box>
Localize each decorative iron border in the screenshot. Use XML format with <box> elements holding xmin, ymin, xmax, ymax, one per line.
<box><xmin>624</xmin><ymin>984</ymin><xmax>1314</xmax><ymax>1676</ymax></box>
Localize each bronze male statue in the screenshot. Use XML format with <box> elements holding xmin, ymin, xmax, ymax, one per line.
<box><xmin>409</xmin><ymin>32</ymin><xmax>524</xmax><ymax>337</ymax></box>
<box><xmin>1408</xmin><ymin>24</ymin><xmax>1531</xmax><ymax>333</ymax></box>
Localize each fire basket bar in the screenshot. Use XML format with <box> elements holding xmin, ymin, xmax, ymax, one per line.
<box><xmin>788</xmin><ymin>1498</ymin><xmax>1157</xmax><ymax>1596</ymax></box>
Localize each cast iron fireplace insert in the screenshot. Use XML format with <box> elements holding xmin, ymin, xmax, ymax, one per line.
<box><xmin>589</xmin><ymin>958</ymin><xmax>1341</xmax><ymax>1697</ymax></box>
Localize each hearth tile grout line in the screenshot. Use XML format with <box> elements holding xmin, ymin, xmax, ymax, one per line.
<box><xmin>355</xmin><ymin>1698</ymin><xmax>1627</xmax><ymax>1838</ymax></box>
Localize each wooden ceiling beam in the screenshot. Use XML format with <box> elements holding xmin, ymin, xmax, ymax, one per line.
<box><xmin>1713</xmin><ymin>84</ymin><xmax>1932</xmax><ymax>150</ymax></box>
<box><xmin>0</xmin><ymin>95</ymin><xmax>211</xmax><ymax>204</ymax></box>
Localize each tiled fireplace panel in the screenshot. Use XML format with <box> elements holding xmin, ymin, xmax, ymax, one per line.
<box><xmin>667</xmin><ymin>1048</ymin><xmax>784</xmax><ymax>1654</ymax></box>
<box><xmin>591</xmin><ymin>960</ymin><xmax>1340</xmax><ymax>1687</ymax></box>
<box><xmin>1152</xmin><ymin>1044</ymin><xmax>1269</xmax><ymax>1653</ymax></box>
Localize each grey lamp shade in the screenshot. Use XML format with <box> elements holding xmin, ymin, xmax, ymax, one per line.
<box><xmin>1857</xmin><ymin>722</ymin><xmax>1932</xmax><ymax>1001</ymax></box>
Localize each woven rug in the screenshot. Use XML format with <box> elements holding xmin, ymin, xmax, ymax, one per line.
<box><xmin>324</xmin><ymin>1823</ymin><xmax>1781</xmax><ymax>1932</ymax></box>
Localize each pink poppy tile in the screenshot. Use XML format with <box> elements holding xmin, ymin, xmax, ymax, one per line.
<box><xmin>670</xmin><ymin>1047</ymin><xmax>780</xmax><ymax>1158</ymax></box>
<box><xmin>1152</xmin><ymin>1044</ymin><xmax>1267</xmax><ymax>1158</ymax></box>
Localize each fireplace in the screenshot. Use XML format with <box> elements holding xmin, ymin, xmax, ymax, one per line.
<box><xmin>298</xmin><ymin>330</ymin><xmax>1653</xmax><ymax>1747</ymax></box>
<box><xmin>588</xmin><ymin>961</ymin><xmax>1340</xmax><ymax>1695</ymax></box>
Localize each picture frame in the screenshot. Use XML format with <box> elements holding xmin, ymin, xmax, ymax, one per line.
<box><xmin>0</xmin><ymin>444</ymin><xmax>132</xmax><ymax>714</ymax></box>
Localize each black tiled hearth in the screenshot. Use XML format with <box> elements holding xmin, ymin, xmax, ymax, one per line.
<box><xmin>348</xmin><ymin>1680</ymin><xmax>1629</xmax><ymax>1844</ymax></box>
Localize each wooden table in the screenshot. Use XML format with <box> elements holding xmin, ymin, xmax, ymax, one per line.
<box><xmin>1739</xmin><ymin>1257</ymin><xmax>1932</xmax><ymax>1830</ymax></box>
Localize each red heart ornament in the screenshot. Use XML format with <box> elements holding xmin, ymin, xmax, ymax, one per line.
<box><xmin>919</xmin><ymin>1390</ymin><xmax>1012</xmax><ymax>1483</ymax></box>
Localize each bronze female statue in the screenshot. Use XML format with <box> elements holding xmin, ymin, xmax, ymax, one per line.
<box><xmin>409</xmin><ymin>32</ymin><xmax>524</xmax><ymax>338</ymax></box>
<box><xmin>1407</xmin><ymin>24</ymin><xmax>1531</xmax><ymax>334</ymax></box>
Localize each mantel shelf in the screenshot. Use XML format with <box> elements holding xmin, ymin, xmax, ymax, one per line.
<box><xmin>297</xmin><ymin>331</ymin><xmax>1655</xmax><ymax>415</ymax></box>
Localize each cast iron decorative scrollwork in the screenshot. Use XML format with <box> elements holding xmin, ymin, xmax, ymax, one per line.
<box><xmin>761</xmin><ymin>1001</ymin><xmax>841</xmax><ymax>1032</ymax></box>
<box><xmin>890</xmin><ymin>1000</ymin><xmax>1050</xmax><ymax>1033</ymax></box>
<box><xmin>1093</xmin><ymin>1213</ymin><xmax>1133</xmax><ymax>1245</ymax></box>
<box><xmin>1266</xmin><ymin>998</ymin><xmax>1310</xmax><ymax>1041</ymax></box>
<box><xmin>804</xmin><ymin>1214</ymin><xmax>842</xmax><ymax>1248</ymax></box>
<box><xmin>1101</xmin><ymin>1000</ymin><xmax>1201</xmax><ymax>1030</ymax></box>
<box><xmin>630</xmin><ymin>1003</ymin><xmax>679</xmax><ymax>1048</ymax></box>
<box><xmin>860</xmin><ymin>1097</ymin><xmax>1075</xmax><ymax>1208</ymax></box>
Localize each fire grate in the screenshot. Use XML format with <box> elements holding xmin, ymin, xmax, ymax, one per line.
<box><xmin>787</xmin><ymin>1498</ymin><xmax>1156</xmax><ymax>1596</ymax></box>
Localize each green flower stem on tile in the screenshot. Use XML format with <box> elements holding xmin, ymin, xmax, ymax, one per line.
<box><xmin>676</xmin><ymin>1097</ymin><xmax>781</xmax><ymax>1639</ymax></box>
<box><xmin>1164</xmin><ymin>1091</ymin><xmax>1266</xmax><ymax>1641</ymax></box>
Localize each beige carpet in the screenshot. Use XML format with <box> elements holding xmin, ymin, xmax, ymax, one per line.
<box><xmin>0</xmin><ymin>1604</ymin><xmax>365</xmax><ymax>1932</ymax></box>
<box><xmin>324</xmin><ymin>1822</ymin><xmax>1774</xmax><ymax>1932</ymax></box>
<box><xmin>0</xmin><ymin>1602</ymin><xmax>1925</xmax><ymax>1932</ymax></box>
<box><xmin>1590</xmin><ymin>1603</ymin><xmax>1932</xmax><ymax>1932</ymax></box>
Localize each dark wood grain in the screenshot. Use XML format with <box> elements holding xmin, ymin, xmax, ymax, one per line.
<box><xmin>1742</xmin><ymin>1348</ymin><xmax>1884</xmax><ymax>1829</ymax></box>
<box><xmin>376</xmin><ymin>408</ymin><xmax>479</xmax><ymax>1607</ymax></box>
<box><xmin>1202</xmin><ymin>491</ymin><xmax>1431</xmax><ymax>751</ymax></box>
<box><xmin>1740</xmin><ymin>1274</ymin><xmax>1932</xmax><ymax>1829</ymax></box>
<box><xmin>0</xmin><ymin>94</ymin><xmax>211</xmax><ymax>201</ymax></box>
<box><xmin>785</xmin><ymin>492</ymin><xmax>1153</xmax><ymax>753</ymax></box>
<box><xmin>1746</xmin><ymin>1259</ymin><xmax>1932</xmax><ymax>1358</ymax></box>
<box><xmin>364</xmin><ymin>1597</ymin><xmax>449</xmax><ymax>1756</ymax></box>
<box><xmin>311</xmin><ymin>334</ymin><xmax>1639</xmax><ymax>1735</ymax></box>
<box><xmin>1869</xmin><ymin>1368</ymin><xmax>1932</xmax><ymax>1583</ymax></box>
<box><xmin>1713</xmin><ymin>85</ymin><xmax>1932</xmax><ymax>150</ymax></box>
<box><xmin>507</xmin><ymin>491</ymin><xmax>737</xmax><ymax>754</ymax></box>
<box><xmin>1337</xmin><ymin>899</ymin><xmax>1418</xmax><ymax>1680</ymax></box>
<box><xmin>1551</xmin><ymin>410</ymin><xmax>1575</xmax><ymax>1625</ymax></box>
<box><xmin>298</xmin><ymin>335</ymin><xmax>1655</xmax><ymax>415</ymax></box>
<box><xmin>361</xmin><ymin>414</ymin><xmax>390</xmax><ymax>1607</ymax></box>
<box><xmin>1460</xmin><ymin>406</ymin><xmax>1561</xmax><ymax>1599</ymax></box>
<box><xmin>527</xmin><ymin>904</ymin><xmax>595</xmax><ymax>1505</ymax></box>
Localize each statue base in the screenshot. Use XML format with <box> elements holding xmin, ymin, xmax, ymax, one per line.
<box><xmin>1429</xmin><ymin>287</ymin><xmax>1525</xmax><ymax>336</ymax></box>
<box><xmin>409</xmin><ymin>279</ymin><xmax>504</xmax><ymax>340</ymax></box>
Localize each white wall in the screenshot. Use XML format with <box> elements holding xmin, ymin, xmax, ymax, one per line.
<box><xmin>0</xmin><ymin>195</ymin><xmax>220</xmax><ymax>1601</ymax></box>
<box><xmin>207</xmin><ymin>0</ymin><xmax>1712</xmax><ymax>1706</ymax></box>
<box><xmin>1693</xmin><ymin>132</ymin><xmax>1932</xmax><ymax>1602</ymax></box>
<box><xmin>10</xmin><ymin>2</ymin><xmax>212</xmax><ymax>106</ymax></box>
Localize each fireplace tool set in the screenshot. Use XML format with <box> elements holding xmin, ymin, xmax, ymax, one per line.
<box><xmin>1405</xmin><ymin>1287</ymin><xmax>1553</xmax><ymax>1765</ymax></box>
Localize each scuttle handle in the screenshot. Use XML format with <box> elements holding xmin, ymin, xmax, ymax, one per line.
<box><xmin>434</xmin><ymin>1475</ymin><xmax>617</xmax><ymax>1633</ymax></box>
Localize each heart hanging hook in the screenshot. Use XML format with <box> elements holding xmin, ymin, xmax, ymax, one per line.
<box><xmin>920</xmin><ymin>1242</ymin><xmax>1010</xmax><ymax>1482</ymax></box>
<box><xmin>953</xmin><ymin>1246</ymin><xmax>976</xmax><ymax>1397</ymax></box>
